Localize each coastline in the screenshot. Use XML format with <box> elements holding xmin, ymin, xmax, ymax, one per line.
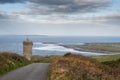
<box><xmin>60</xmin><ymin>44</ymin><xmax>120</xmax><ymax>55</ymax></box>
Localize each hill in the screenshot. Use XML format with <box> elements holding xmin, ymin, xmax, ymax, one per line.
<box><xmin>0</xmin><ymin>52</ymin><xmax>30</xmax><ymax>76</ymax></box>
<box><xmin>50</xmin><ymin>54</ymin><xmax>120</xmax><ymax>80</ymax></box>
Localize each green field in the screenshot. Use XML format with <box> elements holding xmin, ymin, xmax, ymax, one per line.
<box><xmin>91</xmin><ymin>54</ymin><xmax>120</xmax><ymax>62</ymax></box>
<box><xmin>76</xmin><ymin>43</ymin><xmax>120</xmax><ymax>52</ymax></box>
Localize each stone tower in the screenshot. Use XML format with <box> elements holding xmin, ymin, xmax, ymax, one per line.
<box><xmin>23</xmin><ymin>38</ymin><xmax>33</xmax><ymax>60</ymax></box>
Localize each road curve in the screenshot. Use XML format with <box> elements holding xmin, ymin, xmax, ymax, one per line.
<box><xmin>0</xmin><ymin>63</ymin><xmax>49</xmax><ymax>80</ymax></box>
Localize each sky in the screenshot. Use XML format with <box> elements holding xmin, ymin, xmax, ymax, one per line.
<box><xmin>0</xmin><ymin>0</ymin><xmax>120</xmax><ymax>36</ymax></box>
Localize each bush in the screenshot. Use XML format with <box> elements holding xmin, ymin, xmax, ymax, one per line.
<box><xmin>63</xmin><ymin>52</ymin><xmax>72</xmax><ymax>57</ymax></box>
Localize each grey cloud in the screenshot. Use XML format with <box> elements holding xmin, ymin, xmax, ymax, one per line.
<box><xmin>105</xmin><ymin>14</ymin><xmax>120</xmax><ymax>20</ymax></box>
<box><xmin>91</xmin><ymin>14</ymin><xmax>120</xmax><ymax>25</ymax></box>
<box><xmin>0</xmin><ymin>12</ymin><xmax>19</xmax><ymax>21</ymax></box>
<box><xmin>0</xmin><ymin>12</ymin><xmax>10</xmax><ymax>19</ymax></box>
<box><xmin>28</xmin><ymin>0</ymin><xmax>111</xmax><ymax>14</ymax></box>
<box><xmin>0</xmin><ymin>0</ymin><xmax>112</xmax><ymax>15</ymax></box>
<box><xmin>104</xmin><ymin>14</ymin><xmax>120</xmax><ymax>25</ymax></box>
<box><xmin>0</xmin><ymin>0</ymin><xmax>26</xmax><ymax>3</ymax></box>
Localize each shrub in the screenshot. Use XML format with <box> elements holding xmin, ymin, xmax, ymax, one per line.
<box><xmin>63</xmin><ymin>52</ymin><xmax>72</xmax><ymax>57</ymax></box>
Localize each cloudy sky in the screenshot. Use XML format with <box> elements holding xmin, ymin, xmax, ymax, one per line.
<box><xmin>0</xmin><ymin>0</ymin><xmax>120</xmax><ymax>36</ymax></box>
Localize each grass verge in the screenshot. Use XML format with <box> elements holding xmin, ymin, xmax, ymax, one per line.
<box><xmin>0</xmin><ymin>52</ymin><xmax>31</xmax><ymax>76</ymax></box>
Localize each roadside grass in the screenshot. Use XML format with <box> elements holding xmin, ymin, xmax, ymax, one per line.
<box><xmin>0</xmin><ymin>52</ymin><xmax>31</xmax><ymax>76</ymax></box>
<box><xmin>48</xmin><ymin>67</ymin><xmax>51</xmax><ymax>80</ymax></box>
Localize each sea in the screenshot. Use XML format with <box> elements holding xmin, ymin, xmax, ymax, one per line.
<box><xmin>0</xmin><ymin>35</ymin><xmax>120</xmax><ymax>56</ymax></box>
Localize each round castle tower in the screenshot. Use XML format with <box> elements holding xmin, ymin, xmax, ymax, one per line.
<box><xmin>23</xmin><ymin>38</ymin><xmax>33</xmax><ymax>60</ymax></box>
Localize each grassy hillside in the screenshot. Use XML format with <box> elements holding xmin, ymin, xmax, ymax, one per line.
<box><xmin>50</xmin><ymin>54</ymin><xmax>120</xmax><ymax>80</ymax></box>
<box><xmin>0</xmin><ymin>52</ymin><xmax>30</xmax><ymax>76</ymax></box>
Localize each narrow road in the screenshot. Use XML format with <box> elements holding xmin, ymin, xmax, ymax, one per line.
<box><xmin>0</xmin><ymin>63</ymin><xmax>49</xmax><ymax>80</ymax></box>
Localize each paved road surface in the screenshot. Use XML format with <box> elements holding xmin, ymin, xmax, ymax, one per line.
<box><xmin>0</xmin><ymin>63</ymin><xmax>49</xmax><ymax>80</ymax></box>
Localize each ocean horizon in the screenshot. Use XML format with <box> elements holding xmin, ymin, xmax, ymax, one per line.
<box><xmin>0</xmin><ymin>35</ymin><xmax>120</xmax><ymax>56</ymax></box>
